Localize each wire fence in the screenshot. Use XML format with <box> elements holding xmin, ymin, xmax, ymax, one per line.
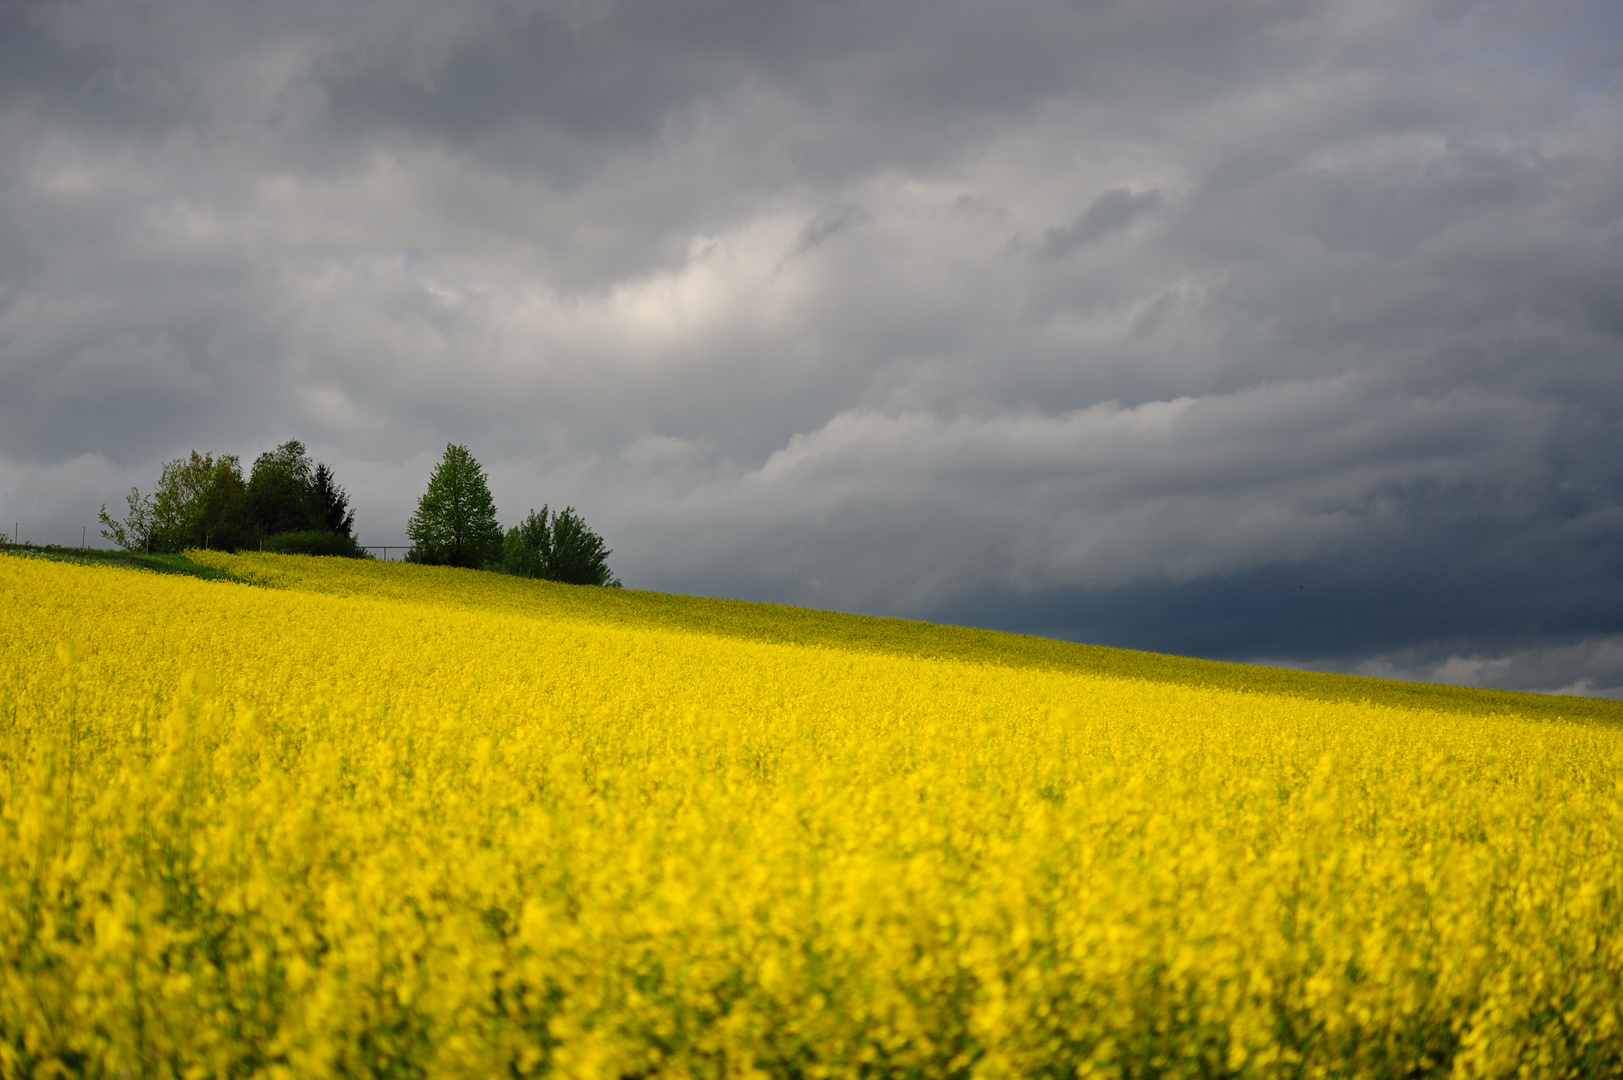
<box><xmin>2</xmin><ymin>523</ymin><xmax>105</xmax><ymax>549</ymax></box>
<box><xmin>2</xmin><ymin>522</ymin><xmax>411</xmax><ymax>560</ymax></box>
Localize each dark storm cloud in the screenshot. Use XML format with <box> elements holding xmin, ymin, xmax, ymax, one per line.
<box><xmin>1</xmin><ymin>0</ymin><xmax>1620</xmax><ymax>694</ymax></box>
<box><xmin>934</xmin><ymin>483</ymin><xmax>1623</xmax><ymax>695</ymax></box>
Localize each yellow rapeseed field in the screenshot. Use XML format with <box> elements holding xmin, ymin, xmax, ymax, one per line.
<box><xmin>3</xmin><ymin>551</ymin><xmax>1622</xmax><ymax>1078</ymax></box>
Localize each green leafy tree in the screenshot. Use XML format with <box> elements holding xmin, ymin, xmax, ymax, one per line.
<box><xmin>187</xmin><ymin>453</ymin><xmax>253</xmax><ymax>551</ymax></box>
<box><xmin>247</xmin><ymin>440</ymin><xmax>317</xmax><ymax>537</ymax></box>
<box><xmin>407</xmin><ymin>444</ymin><xmax>504</xmax><ymax>568</ymax></box>
<box><xmin>99</xmin><ymin>487</ymin><xmax>157</xmax><ymax>552</ymax></box>
<box><xmin>246</xmin><ymin>440</ymin><xmax>364</xmax><ymax>554</ymax></box>
<box><xmin>501</xmin><ymin>505</ymin><xmax>619</xmax><ymax>586</ymax></box>
<box><xmin>500</xmin><ymin>509</ymin><xmax>552</xmax><ymax>579</ymax></box>
<box><xmin>99</xmin><ymin>451</ymin><xmax>251</xmax><ymax>552</ymax></box>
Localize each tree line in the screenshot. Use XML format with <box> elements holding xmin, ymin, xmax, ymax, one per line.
<box><xmin>98</xmin><ymin>440</ymin><xmax>359</xmax><ymax>557</ymax></box>
<box><xmin>406</xmin><ymin>444</ymin><xmax>618</xmax><ymax>586</ymax></box>
<box><xmin>101</xmin><ymin>441</ymin><xmax>618</xmax><ymax>586</ymax></box>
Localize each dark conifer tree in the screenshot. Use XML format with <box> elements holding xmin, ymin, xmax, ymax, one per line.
<box><xmin>309</xmin><ymin>463</ymin><xmax>356</xmax><ymax>539</ymax></box>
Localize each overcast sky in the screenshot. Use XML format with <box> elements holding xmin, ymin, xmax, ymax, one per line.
<box><xmin>2</xmin><ymin>0</ymin><xmax>1620</xmax><ymax>695</ymax></box>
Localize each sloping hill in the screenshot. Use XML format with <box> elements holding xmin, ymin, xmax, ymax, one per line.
<box><xmin>175</xmin><ymin>549</ymin><xmax>1622</xmax><ymax>725</ymax></box>
<box><xmin>7</xmin><ymin>544</ymin><xmax>1614</xmax><ymax>723</ymax></box>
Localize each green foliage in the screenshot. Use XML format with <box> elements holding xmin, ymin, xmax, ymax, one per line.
<box><xmin>548</xmin><ymin>506</ymin><xmax>620</xmax><ymax>586</ymax></box>
<box><xmin>406</xmin><ymin>444</ymin><xmax>504</xmax><ymax>569</ymax></box>
<box><xmin>106</xmin><ymin>440</ymin><xmax>358</xmax><ymax>555</ymax></box>
<box><xmin>502</xmin><ymin>505</ymin><xmax>619</xmax><ymax>586</ymax></box>
<box><xmin>247</xmin><ymin>440</ymin><xmax>317</xmax><ymax>536</ymax></box>
<box><xmin>100</xmin><ymin>451</ymin><xmax>251</xmax><ymax>552</ymax></box>
<box><xmin>309</xmin><ymin>463</ymin><xmax>356</xmax><ymax>539</ymax></box>
<box><xmin>261</xmin><ymin>530</ymin><xmax>369</xmax><ymax>558</ymax></box>
<box><xmin>500</xmin><ymin>511</ymin><xmax>551</xmax><ymax>579</ymax></box>
<box><xmin>98</xmin><ymin>487</ymin><xmax>156</xmax><ymax>552</ymax></box>
<box><xmin>243</xmin><ymin>439</ymin><xmax>359</xmax><ymax>549</ymax></box>
<box><xmin>188</xmin><ymin>453</ymin><xmax>253</xmax><ymax>552</ymax></box>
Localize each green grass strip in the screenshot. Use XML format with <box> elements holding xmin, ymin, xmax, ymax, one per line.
<box><xmin>0</xmin><ymin>543</ymin><xmax>250</xmax><ymax>583</ymax></box>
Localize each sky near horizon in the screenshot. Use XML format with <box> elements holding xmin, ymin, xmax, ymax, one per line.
<box><xmin>1</xmin><ymin>0</ymin><xmax>1620</xmax><ymax>695</ymax></box>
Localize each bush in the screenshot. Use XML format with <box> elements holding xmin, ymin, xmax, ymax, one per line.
<box><xmin>261</xmin><ymin>530</ymin><xmax>370</xmax><ymax>558</ymax></box>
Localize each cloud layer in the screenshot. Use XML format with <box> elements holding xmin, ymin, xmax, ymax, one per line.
<box><xmin>1</xmin><ymin>0</ymin><xmax>1620</xmax><ymax>692</ymax></box>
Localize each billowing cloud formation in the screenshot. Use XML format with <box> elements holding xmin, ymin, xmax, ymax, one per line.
<box><xmin>1</xmin><ymin>0</ymin><xmax>1620</xmax><ymax>692</ymax></box>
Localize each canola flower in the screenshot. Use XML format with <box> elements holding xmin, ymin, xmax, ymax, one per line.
<box><xmin>2</xmin><ymin>552</ymin><xmax>1623</xmax><ymax>1078</ymax></box>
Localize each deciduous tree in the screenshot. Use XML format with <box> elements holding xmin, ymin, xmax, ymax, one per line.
<box><xmin>501</xmin><ymin>505</ymin><xmax>619</xmax><ymax>586</ymax></box>
<box><xmin>247</xmin><ymin>440</ymin><xmax>316</xmax><ymax>537</ymax></box>
<box><xmin>407</xmin><ymin>444</ymin><xmax>504</xmax><ymax>569</ymax></box>
<box><xmin>99</xmin><ymin>451</ymin><xmax>250</xmax><ymax>552</ymax></box>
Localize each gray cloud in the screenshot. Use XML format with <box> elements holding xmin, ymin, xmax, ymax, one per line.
<box><xmin>1342</xmin><ymin>638</ymin><xmax>1623</xmax><ymax>700</ymax></box>
<box><xmin>1</xmin><ymin>0</ymin><xmax>1620</xmax><ymax>693</ymax></box>
<box><xmin>1040</xmin><ymin>188</ymin><xmax>1163</xmax><ymax>259</ymax></box>
<box><xmin>787</xmin><ymin>203</ymin><xmax>873</xmax><ymax>261</ymax></box>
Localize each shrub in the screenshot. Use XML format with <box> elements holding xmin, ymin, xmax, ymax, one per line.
<box><xmin>261</xmin><ymin>530</ymin><xmax>369</xmax><ymax>558</ymax></box>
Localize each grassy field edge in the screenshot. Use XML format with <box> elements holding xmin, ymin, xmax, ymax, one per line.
<box><xmin>0</xmin><ymin>542</ymin><xmax>250</xmax><ymax>582</ymax></box>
